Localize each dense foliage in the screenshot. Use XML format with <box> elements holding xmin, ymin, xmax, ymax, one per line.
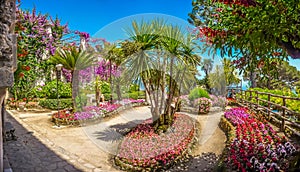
<box><xmin>189</xmin><ymin>0</ymin><xmax>300</xmax><ymax>60</ymax></box>
<box><xmin>188</xmin><ymin>87</ymin><xmax>210</xmax><ymax>101</ymax></box>
<box><xmin>39</xmin><ymin>98</ymin><xmax>73</xmax><ymax>110</ymax></box>
<box><xmin>248</xmin><ymin>88</ymin><xmax>300</xmax><ymax>113</ymax></box>
<box><xmin>13</xmin><ymin>5</ymin><xmax>67</xmax><ymax>100</ymax></box>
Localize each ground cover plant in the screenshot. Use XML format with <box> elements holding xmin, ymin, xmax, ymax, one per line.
<box><xmin>115</xmin><ymin>113</ymin><xmax>195</xmax><ymax>171</ymax></box>
<box><xmin>222</xmin><ymin>107</ymin><xmax>299</xmax><ymax>171</ymax></box>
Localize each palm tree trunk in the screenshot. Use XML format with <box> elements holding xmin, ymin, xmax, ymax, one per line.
<box><xmin>72</xmin><ymin>70</ymin><xmax>79</xmax><ymax>109</ymax></box>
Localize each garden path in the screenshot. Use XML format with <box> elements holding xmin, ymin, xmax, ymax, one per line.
<box><xmin>4</xmin><ymin>106</ymin><xmax>226</xmax><ymax>171</ymax></box>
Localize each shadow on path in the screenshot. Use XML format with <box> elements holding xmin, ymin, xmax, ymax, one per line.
<box><xmin>164</xmin><ymin>152</ymin><xmax>220</xmax><ymax>172</ymax></box>
<box><xmin>93</xmin><ymin>120</ymin><xmax>143</xmax><ymax>142</ymax></box>
<box><xmin>4</xmin><ymin>111</ymin><xmax>82</xmax><ymax>172</ymax></box>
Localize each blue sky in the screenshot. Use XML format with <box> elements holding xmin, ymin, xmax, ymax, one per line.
<box><xmin>20</xmin><ymin>0</ymin><xmax>193</xmax><ymax>36</ymax></box>
<box><xmin>20</xmin><ymin>0</ymin><xmax>299</xmax><ymax>70</ymax></box>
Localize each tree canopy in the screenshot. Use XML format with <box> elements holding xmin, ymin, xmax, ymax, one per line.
<box><xmin>188</xmin><ymin>0</ymin><xmax>300</xmax><ymax>62</ymax></box>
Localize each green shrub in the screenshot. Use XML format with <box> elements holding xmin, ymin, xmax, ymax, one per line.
<box><xmin>101</xmin><ymin>82</ymin><xmax>111</xmax><ymax>94</ymax></box>
<box><xmin>39</xmin><ymin>98</ymin><xmax>73</xmax><ymax>110</ymax></box>
<box><xmin>129</xmin><ymin>84</ymin><xmax>140</xmax><ymax>93</ymax></box>
<box><xmin>129</xmin><ymin>92</ymin><xmax>139</xmax><ymax>99</ymax></box>
<box><xmin>34</xmin><ymin>80</ymin><xmax>72</xmax><ymax>99</ymax></box>
<box><xmin>188</xmin><ymin>87</ymin><xmax>210</xmax><ymax>101</ymax></box>
<box><xmin>75</xmin><ymin>93</ymin><xmax>88</xmax><ymax>111</ymax></box>
<box><xmin>249</xmin><ymin>88</ymin><xmax>300</xmax><ymax>113</ymax></box>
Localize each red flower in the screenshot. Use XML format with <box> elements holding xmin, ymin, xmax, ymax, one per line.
<box><xmin>19</xmin><ymin>72</ymin><xmax>25</xmax><ymax>78</ymax></box>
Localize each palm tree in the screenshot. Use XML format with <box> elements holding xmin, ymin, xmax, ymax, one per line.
<box><xmin>49</xmin><ymin>46</ymin><xmax>96</xmax><ymax>107</ymax></box>
<box><xmin>201</xmin><ymin>58</ymin><xmax>214</xmax><ymax>93</ymax></box>
<box><xmin>122</xmin><ymin>19</ymin><xmax>199</xmax><ymax>132</ymax></box>
<box><xmin>101</xmin><ymin>42</ymin><xmax>125</xmax><ymax>102</ymax></box>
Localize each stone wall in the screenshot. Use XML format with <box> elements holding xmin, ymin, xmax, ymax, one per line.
<box><xmin>0</xmin><ymin>0</ymin><xmax>17</xmax><ymax>170</ymax></box>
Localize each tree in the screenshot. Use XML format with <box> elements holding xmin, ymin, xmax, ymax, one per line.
<box><xmin>222</xmin><ymin>58</ymin><xmax>240</xmax><ymax>86</ymax></box>
<box><xmin>188</xmin><ymin>0</ymin><xmax>300</xmax><ymax>69</ymax></box>
<box><xmin>208</xmin><ymin>65</ymin><xmax>226</xmax><ymax>95</ymax></box>
<box><xmin>122</xmin><ymin>19</ymin><xmax>199</xmax><ymax>132</ymax></box>
<box><xmin>201</xmin><ymin>58</ymin><xmax>214</xmax><ymax>92</ymax></box>
<box><xmin>99</xmin><ymin>42</ymin><xmax>125</xmax><ymax>102</ymax></box>
<box><xmin>49</xmin><ymin>46</ymin><xmax>96</xmax><ymax>107</ymax></box>
<box><xmin>242</xmin><ymin>59</ymin><xmax>300</xmax><ymax>90</ymax></box>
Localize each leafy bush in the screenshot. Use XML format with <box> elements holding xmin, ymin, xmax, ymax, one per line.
<box><xmin>129</xmin><ymin>92</ymin><xmax>139</xmax><ymax>99</ymax></box>
<box><xmin>39</xmin><ymin>98</ymin><xmax>73</xmax><ymax>110</ymax></box>
<box><xmin>34</xmin><ymin>80</ymin><xmax>72</xmax><ymax>99</ymax></box>
<box><xmin>188</xmin><ymin>87</ymin><xmax>210</xmax><ymax>101</ymax></box>
<box><xmin>75</xmin><ymin>93</ymin><xmax>88</xmax><ymax>111</ymax></box>
<box><xmin>128</xmin><ymin>84</ymin><xmax>140</xmax><ymax>93</ymax></box>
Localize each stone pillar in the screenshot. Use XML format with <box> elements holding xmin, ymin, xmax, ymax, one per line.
<box><xmin>0</xmin><ymin>0</ymin><xmax>17</xmax><ymax>170</ymax></box>
<box><xmin>80</xmin><ymin>35</ymin><xmax>87</xmax><ymax>51</ymax></box>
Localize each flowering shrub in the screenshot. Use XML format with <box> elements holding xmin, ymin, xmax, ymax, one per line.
<box><xmin>52</xmin><ymin>109</ymin><xmax>77</xmax><ymax>125</ymax></box>
<box><xmin>223</xmin><ymin>107</ymin><xmax>298</xmax><ymax>171</ymax></box>
<box><xmin>178</xmin><ymin>95</ymin><xmax>190</xmax><ymax>107</ymax></box>
<box><xmin>115</xmin><ymin>113</ymin><xmax>195</xmax><ymax>170</ymax></box>
<box><xmin>119</xmin><ymin>98</ymin><xmax>145</xmax><ymax>105</ymax></box>
<box><xmin>193</xmin><ymin>97</ymin><xmax>212</xmax><ymax>114</ymax></box>
<box><xmin>51</xmin><ymin>99</ymin><xmax>145</xmax><ymax>124</ymax></box>
<box><xmin>227</xmin><ymin>97</ymin><xmax>237</xmax><ymax>106</ymax></box>
<box><xmin>210</xmin><ymin>95</ymin><xmax>227</xmax><ymax>109</ymax></box>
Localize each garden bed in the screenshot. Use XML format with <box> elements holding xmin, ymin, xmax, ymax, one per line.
<box><xmin>219</xmin><ymin>107</ymin><xmax>300</xmax><ymax>171</ymax></box>
<box><xmin>51</xmin><ymin>99</ymin><xmax>147</xmax><ymax>126</ymax></box>
<box><xmin>114</xmin><ymin>113</ymin><xmax>197</xmax><ymax>171</ymax></box>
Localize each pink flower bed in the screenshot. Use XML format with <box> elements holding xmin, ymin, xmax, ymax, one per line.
<box><xmin>119</xmin><ymin>98</ymin><xmax>145</xmax><ymax>105</ymax></box>
<box><xmin>224</xmin><ymin>107</ymin><xmax>298</xmax><ymax>171</ymax></box>
<box><xmin>115</xmin><ymin>113</ymin><xmax>195</xmax><ymax>169</ymax></box>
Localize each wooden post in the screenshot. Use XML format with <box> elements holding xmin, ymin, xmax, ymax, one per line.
<box><xmin>281</xmin><ymin>97</ymin><xmax>286</xmax><ymax>132</ymax></box>
<box><xmin>267</xmin><ymin>93</ymin><xmax>271</xmax><ymax>120</ymax></box>
<box><xmin>243</xmin><ymin>91</ymin><xmax>246</xmax><ymax>106</ymax></box>
<box><xmin>255</xmin><ymin>91</ymin><xmax>259</xmax><ymax>111</ymax></box>
<box><xmin>249</xmin><ymin>91</ymin><xmax>252</xmax><ymax>110</ymax></box>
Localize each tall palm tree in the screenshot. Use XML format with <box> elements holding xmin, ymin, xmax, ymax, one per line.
<box><xmin>201</xmin><ymin>58</ymin><xmax>214</xmax><ymax>93</ymax></box>
<box><xmin>49</xmin><ymin>46</ymin><xmax>96</xmax><ymax>107</ymax></box>
<box><xmin>101</xmin><ymin>42</ymin><xmax>125</xmax><ymax>102</ymax></box>
<box><xmin>122</xmin><ymin>19</ymin><xmax>199</xmax><ymax>132</ymax></box>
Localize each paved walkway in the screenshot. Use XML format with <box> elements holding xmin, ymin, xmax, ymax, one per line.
<box><xmin>4</xmin><ymin>106</ymin><xmax>226</xmax><ymax>171</ymax></box>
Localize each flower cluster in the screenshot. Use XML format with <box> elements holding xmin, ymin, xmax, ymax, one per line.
<box><xmin>119</xmin><ymin>98</ymin><xmax>145</xmax><ymax>105</ymax></box>
<box><xmin>178</xmin><ymin>95</ymin><xmax>190</xmax><ymax>107</ymax></box>
<box><xmin>52</xmin><ymin>110</ymin><xmax>76</xmax><ymax>125</ymax></box>
<box><xmin>116</xmin><ymin>113</ymin><xmax>195</xmax><ymax>169</ymax></box>
<box><xmin>227</xmin><ymin>97</ymin><xmax>237</xmax><ymax>106</ymax></box>
<box><xmin>224</xmin><ymin>108</ymin><xmax>298</xmax><ymax>171</ymax></box>
<box><xmin>62</xmin><ymin>68</ymin><xmax>72</xmax><ymax>82</ymax></box>
<box><xmin>193</xmin><ymin>97</ymin><xmax>212</xmax><ymax>114</ymax></box>
<box><xmin>210</xmin><ymin>95</ymin><xmax>227</xmax><ymax>108</ymax></box>
<box><xmin>95</xmin><ymin>59</ymin><xmax>121</xmax><ymax>81</ymax></box>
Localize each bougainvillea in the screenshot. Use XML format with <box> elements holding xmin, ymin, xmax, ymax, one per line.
<box><xmin>95</xmin><ymin>59</ymin><xmax>122</xmax><ymax>81</ymax></box>
<box><xmin>12</xmin><ymin>5</ymin><xmax>68</xmax><ymax>100</ymax></box>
